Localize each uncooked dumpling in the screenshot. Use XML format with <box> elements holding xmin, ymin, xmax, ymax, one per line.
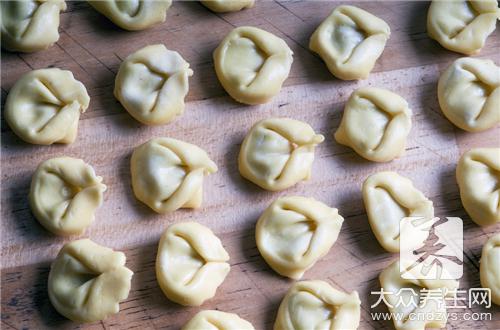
<box><xmin>213</xmin><ymin>26</ymin><xmax>293</xmax><ymax>105</ymax></box>
<box><xmin>156</xmin><ymin>222</ymin><xmax>230</xmax><ymax>306</ymax></box>
<box><xmin>427</xmin><ymin>0</ymin><xmax>500</xmax><ymax>55</ymax></box>
<box><xmin>274</xmin><ymin>280</ymin><xmax>361</xmax><ymax>330</ymax></box>
<box><xmin>48</xmin><ymin>239</ymin><xmax>133</xmax><ymax>322</ymax></box>
<box><xmin>88</xmin><ymin>0</ymin><xmax>171</xmax><ymax>30</ymax></box>
<box><xmin>379</xmin><ymin>260</ymin><xmax>459</xmax><ymax>330</ymax></box>
<box><xmin>5</xmin><ymin>68</ymin><xmax>90</xmax><ymax>145</ymax></box>
<box><xmin>480</xmin><ymin>233</ymin><xmax>500</xmax><ymax>305</ymax></box>
<box><xmin>1</xmin><ymin>0</ymin><xmax>66</xmax><ymax>52</ymax></box>
<box><xmin>30</xmin><ymin>157</ymin><xmax>106</xmax><ymax>236</ymax></box>
<box><xmin>131</xmin><ymin>137</ymin><xmax>217</xmax><ymax>213</ymax></box>
<box><xmin>334</xmin><ymin>87</ymin><xmax>412</xmax><ymax>162</ymax></box>
<box><xmin>438</xmin><ymin>57</ymin><xmax>500</xmax><ymax>132</ymax></box>
<box><xmin>182</xmin><ymin>310</ymin><xmax>255</xmax><ymax>330</ymax></box>
<box><xmin>114</xmin><ymin>44</ymin><xmax>193</xmax><ymax>125</ymax></box>
<box><xmin>456</xmin><ymin>148</ymin><xmax>500</xmax><ymax>226</ymax></box>
<box><xmin>362</xmin><ymin>171</ymin><xmax>434</xmax><ymax>253</ymax></box>
<box><xmin>200</xmin><ymin>0</ymin><xmax>254</xmax><ymax>13</ymax></box>
<box><xmin>309</xmin><ymin>5</ymin><xmax>390</xmax><ymax>80</ymax></box>
<box><xmin>238</xmin><ymin>118</ymin><xmax>324</xmax><ymax>191</ymax></box>
<box><xmin>256</xmin><ymin>196</ymin><xmax>344</xmax><ymax>279</ymax></box>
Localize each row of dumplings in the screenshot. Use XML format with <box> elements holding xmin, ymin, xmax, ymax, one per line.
<box><xmin>5</xmin><ymin>52</ymin><xmax>500</xmax><ymax>155</ymax></box>
<box><xmin>4</xmin><ymin>1</ymin><xmax>500</xmax><ymax>56</ymax></box>
<box><xmin>28</xmin><ymin>107</ymin><xmax>498</xmax><ymax>239</ymax></box>
<box><xmin>4</xmin><ymin>1</ymin><xmax>500</xmax><ymax>144</ymax></box>
<box><xmin>5</xmin><ymin>1</ymin><xmax>500</xmax><ymax>145</ymax></box>
<box><xmin>41</xmin><ymin>234</ymin><xmax>500</xmax><ymax>328</ymax></box>
<box><xmin>1</xmin><ymin>0</ymin><xmax>255</xmax><ymax>52</ymax></box>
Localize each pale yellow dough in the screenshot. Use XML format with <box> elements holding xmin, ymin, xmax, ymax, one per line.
<box><xmin>309</xmin><ymin>5</ymin><xmax>390</xmax><ymax>80</ymax></box>
<box><xmin>88</xmin><ymin>0</ymin><xmax>171</xmax><ymax>31</ymax></box>
<box><xmin>438</xmin><ymin>57</ymin><xmax>500</xmax><ymax>132</ymax></box>
<box><xmin>274</xmin><ymin>280</ymin><xmax>361</xmax><ymax>330</ymax></box>
<box><xmin>239</xmin><ymin>118</ymin><xmax>324</xmax><ymax>191</ymax></box>
<box><xmin>30</xmin><ymin>157</ymin><xmax>106</xmax><ymax>236</ymax></box>
<box><xmin>131</xmin><ymin>137</ymin><xmax>217</xmax><ymax>213</ymax></box>
<box><xmin>182</xmin><ymin>310</ymin><xmax>255</xmax><ymax>330</ymax></box>
<box><xmin>201</xmin><ymin>0</ymin><xmax>254</xmax><ymax>13</ymax></box>
<box><xmin>156</xmin><ymin>222</ymin><xmax>230</xmax><ymax>306</ymax></box>
<box><xmin>256</xmin><ymin>196</ymin><xmax>344</xmax><ymax>279</ymax></box>
<box><xmin>362</xmin><ymin>172</ymin><xmax>434</xmax><ymax>253</ymax></box>
<box><xmin>5</xmin><ymin>68</ymin><xmax>90</xmax><ymax>145</ymax></box>
<box><xmin>456</xmin><ymin>148</ymin><xmax>500</xmax><ymax>226</ymax></box>
<box><xmin>427</xmin><ymin>0</ymin><xmax>500</xmax><ymax>55</ymax></box>
<box><xmin>1</xmin><ymin>0</ymin><xmax>66</xmax><ymax>52</ymax></box>
<box><xmin>213</xmin><ymin>26</ymin><xmax>293</xmax><ymax>105</ymax></box>
<box><xmin>379</xmin><ymin>260</ymin><xmax>459</xmax><ymax>330</ymax></box>
<box><xmin>335</xmin><ymin>87</ymin><xmax>412</xmax><ymax>162</ymax></box>
<box><xmin>48</xmin><ymin>239</ymin><xmax>133</xmax><ymax>322</ymax></box>
<box><xmin>114</xmin><ymin>44</ymin><xmax>193</xmax><ymax>125</ymax></box>
<box><xmin>480</xmin><ymin>233</ymin><xmax>500</xmax><ymax>305</ymax></box>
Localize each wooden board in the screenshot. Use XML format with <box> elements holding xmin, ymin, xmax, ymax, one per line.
<box><xmin>1</xmin><ymin>1</ymin><xmax>499</xmax><ymax>329</ymax></box>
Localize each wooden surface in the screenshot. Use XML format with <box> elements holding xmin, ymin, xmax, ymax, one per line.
<box><xmin>1</xmin><ymin>1</ymin><xmax>500</xmax><ymax>329</ymax></box>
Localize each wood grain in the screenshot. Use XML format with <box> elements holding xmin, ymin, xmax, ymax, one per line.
<box><xmin>1</xmin><ymin>1</ymin><xmax>499</xmax><ymax>329</ymax></box>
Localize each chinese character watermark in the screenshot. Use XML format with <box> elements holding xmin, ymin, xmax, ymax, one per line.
<box><xmin>371</xmin><ymin>287</ymin><xmax>491</xmax><ymax>309</ymax></box>
<box><xmin>469</xmin><ymin>288</ymin><xmax>491</xmax><ymax>309</ymax></box>
<box><xmin>400</xmin><ymin>217</ymin><xmax>463</xmax><ymax>280</ymax></box>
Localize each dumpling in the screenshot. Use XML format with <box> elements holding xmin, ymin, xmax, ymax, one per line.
<box><xmin>427</xmin><ymin>0</ymin><xmax>500</xmax><ymax>55</ymax></box>
<box><xmin>5</xmin><ymin>68</ymin><xmax>90</xmax><ymax>145</ymax></box>
<box><xmin>200</xmin><ymin>0</ymin><xmax>254</xmax><ymax>13</ymax></box>
<box><xmin>156</xmin><ymin>222</ymin><xmax>230</xmax><ymax>306</ymax></box>
<box><xmin>48</xmin><ymin>239</ymin><xmax>133</xmax><ymax>322</ymax></box>
<box><xmin>362</xmin><ymin>171</ymin><xmax>434</xmax><ymax>253</ymax></box>
<box><xmin>29</xmin><ymin>157</ymin><xmax>106</xmax><ymax>236</ymax></box>
<box><xmin>480</xmin><ymin>233</ymin><xmax>500</xmax><ymax>305</ymax></box>
<box><xmin>238</xmin><ymin>118</ymin><xmax>324</xmax><ymax>191</ymax></box>
<box><xmin>130</xmin><ymin>137</ymin><xmax>217</xmax><ymax>213</ymax></box>
<box><xmin>274</xmin><ymin>280</ymin><xmax>361</xmax><ymax>330</ymax></box>
<box><xmin>182</xmin><ymin>310</ymin><xmax>255</xmax><ymax>330</ymax></box>
<box><xmin>379</xmin><ymin>260</ymin><xmax>459</xmax><ymax>330</ymax></box>
<box><xmin>213</xmin><ymin>26</ymin><xmax>293</xmax><ymax>105</ymax></box>
<box><xmin>114</xmin><ymin>44</ymin><xmax>193</xmax><ymax>125</ymax></box>
<box><xmin>88</xmin><ymin>0</ymin><xmax>171</xmax><ymax>30</ymax></box>
<box><xmin>256</xmin><ymin>196</ymin><xmax>344</xmax><ymax>279</ymax></box>
<box><xmin>334</xmin><ymin>87</ymin><xmax>412</xmax><ymax>162</ymax></box>
<box><xmin>438</xmin><ymin>57</ymin><xmax>500</xmax><ymax>132</ymax></box>
<box><xmin>456</xmin><ymin>148</ymin><xmax>500</xmax><ymax>226</ymax></box>
<box><xmin>309</xmin><ymin>5</ymin><xmax>390</xmax><ymax>80</ymax></box>
<box><xmin>1</xmin><ymin>0</ymin><xmax>66</xmax><ymax>52</ymax></box>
